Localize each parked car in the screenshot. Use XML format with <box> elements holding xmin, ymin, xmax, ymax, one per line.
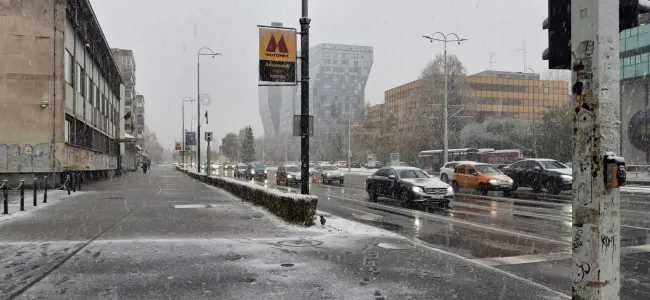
<box><xmin>336</xmin><ymin>161</ymin><xmax>348</xmax><ymax>168</ymax></box>
<box><xmin>311</xmin><ymin>165</ymin><xmax>345</xmax><ymax>185</ymax></box>
<box><xmin>275</xmin><ymin>165</ymin><xmax>302</xmax><ymax>186</ymax></box>
<box><xmin>246</xmin><ymin>163</ymin><xmax>268</xmax><ymax>180</ymax></box>
<box><xmin>439</xmin><ymin>161</ymin><xmax>475</xmax><ymax>183</ymax></box>
<box><xmin>502</xmin><ymin>159</ymin><xmax>572</xmax><ymax>194</ymax></box>
<box><xmin>365</xmin><ymin>166</ymin><xmax>454</xmax><ymax>208</ymax></box>
<box><xmin>350</xmin><ymin>161</ymin><xmax>361</xmax><ymax>168</ymax></box>
<box><xmin>308</xmin><ymin>163</ymin><xmax>318</xmax><ymax>175</ymax></box>
<box><xmin>225</xmin><ymin>164</ymin><xmax>234</xmax><ymax>170</ymax></box>
<box><xmin>398</xmin><ymin>162</ymin><xmax>409</xmax><ymax>167</ymax></box>
<box><xmin>451</xmin><ymin>162</ymin><xmax>514</xmax><ymax>196</ymax></box>
<box><xmin>234</xmin><ymin>163</ymin><xmax>248</xmax><ymax>178</ymax></box>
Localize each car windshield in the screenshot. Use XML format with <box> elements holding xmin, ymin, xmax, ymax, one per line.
<box><xmin>252</xmin><ymin>165</ymin><xmax>264</xmax><ymax>169</ymax></box>
<box><xmin>399</xmin><ymin>169</ymin><xmax>429</xmax><ymax>179</ymax></box>
<box><xmin>285</xmin><ymin>167</ymin><xmax>300</xmax><ymax>172</ymax></box>
<box><xmin>540</xmin><ymin>160</ymin><xmax>567</xmax><ymax>169</ymax></box>
<box><xmin>238</xmin><ymin>166</ymin><xmax>247</xmax><ymax>169</ymax></box>
<box><xmin>321</xmin><ymin>166</ymin><xmax>338</xmax><ymax>171</ymax></box>
<box><xmin>476</xmin><ymin>165</ymin><xmax>501</xmax><ymax>174</ymax></box>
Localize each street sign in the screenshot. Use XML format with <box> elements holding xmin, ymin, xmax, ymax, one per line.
<box><xmin>390</xmin><ymin>153</ymin><xmax>400</xmax><ymax>166</ymax></box>
<box><xmin>205</xmin><ymin>132</ymin><xmax>213</xmax><ymax>142</ymax></box>
<box><xmin>175</xmin><ymin>142</ymin><xmax>181</xmax><ymax>151</ymax></box>
<box><xmin>24</xmin><ymin>145</ymin><xmax>32</xmax><ymax>155</ymax></box>
<box><xmin>185</xmin><ymin>131</ymin><xmax>197</xmax><ymax>146</ymax></box>
<box><xmin>293</xmin><ymin>115</ymin><xmax>314</xmax><ymax>137</ymax></box>
<box><xmin>258</xmin><ymin>26</ymin><xmax>297</xmax><ymax>84</ymax></box>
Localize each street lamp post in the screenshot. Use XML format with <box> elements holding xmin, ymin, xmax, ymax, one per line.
<box><xmin>197</xmin><ymin>47</ymin><xmax>222</xmax><ymax>173</ymax></box>
<box><xmin>422</xmin><ymin>32</ymin><xmax>466</xmax><ymax>166</ymax></box>
<box><xmin>181</xmin><ymin>97</ymin><xmax>194</xmax><ymax>168</ymax></box>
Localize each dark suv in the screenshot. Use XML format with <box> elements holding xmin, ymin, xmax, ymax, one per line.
<box><xmin>502</xmin><ymin>159</ymin><xmax>572</xmax><ymax>194</ymax></box>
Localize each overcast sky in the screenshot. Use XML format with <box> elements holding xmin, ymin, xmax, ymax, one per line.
<box><xmin>90</xmin><ymin>0</ymin><xmax>550</xmax><ymax>149</ymax></box>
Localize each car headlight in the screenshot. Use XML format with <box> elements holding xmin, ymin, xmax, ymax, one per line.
<box><xmin>326</xmin><ymin>173</ymin><xmax>330</xmax><ymax>176</ymax></box>
<box><xmin>287</xmin><ymin>175</ymin><xmax>293</xmax><ymax>178</ymax></box>
<box><xmin>561</xmin><ymin>175</ymin><xmax>572</xmax><ymax>180</ymax></box>
<box><xmin>447</xmin><ymin>186</ymin><xmax>454</xmax><ymax>194</ymax></box>
<box><xmin>264</xmin><ymin>170</ymin><xmax>268</xmax><ymax>174</ymax></box>
<box><xmin>251</xmin><ymin>170</ymin><xmax>255</xmax><ymax>174</ymax></box>
<box><xmin>411</xmin><ymin>186</ymin><xmax>424</xmax><ymax>193</ymax></box>
<box><xmin>341</xmin><ymin>173</ymin><xmax>344</xmax><ymax>177</ymax></box>
<box><xmin>507</xmin><ymin>178</ymin><xmax>514</xmax><ymax>183</ymax></box>
<box><xmin>489</xmin><ymin>179</ymin><xmax>498</xmax><ymax>185</ymax></box>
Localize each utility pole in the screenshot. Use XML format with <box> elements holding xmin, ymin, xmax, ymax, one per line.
<box><xmin>299</xmin><ymin>0</ymin><xmax>311</xmax><ymax>195</ymax></box>
<box><xmin>422</xmin><ymin>32</ymin><xmax>466</xmax><ymax>165</ymax></box>
<box><xmin>569</xmin><ymin>0</ymin><xmax>628</xmax><ymax>298</ymax></box>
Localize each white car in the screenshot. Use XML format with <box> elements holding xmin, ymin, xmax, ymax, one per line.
<box><xmin>440</xmin><ymin>161</ymin><xmax>475</xmax><ymax>183</ymax></box>
<box><xmin>336</xmin><ymin>161</ymin><xmax>347</xmax><ymax>168</ymax></box>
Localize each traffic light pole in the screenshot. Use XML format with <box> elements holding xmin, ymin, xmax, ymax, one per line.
<box><xmin>299</xmin><ymin>0</ymin><xmax>311</xmax><ymax>195</ymax></box>
<box><xmin>570</xmin><ymin>0</ymin><xmax>622</xmax><ymax>298</ymax></box>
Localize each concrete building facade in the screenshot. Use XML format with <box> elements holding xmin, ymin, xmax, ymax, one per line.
<box><xmin>111</xmin><ymin>48</ymin><xmax>136</xmax><ymax>135</ymax></box>
<box><xmin>0</xmin><ymin>0</ymin><xmax>124</xmax><ymax>184</ymax></box>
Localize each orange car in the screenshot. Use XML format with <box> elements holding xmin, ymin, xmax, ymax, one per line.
<box><xmin>451</xmin><ymin>162</ymin><xmax>514</xmax><ymax>196</ymax></box>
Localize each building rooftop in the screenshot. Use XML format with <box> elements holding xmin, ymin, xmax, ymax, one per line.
<box><xmin>471</xmin><ymin>70</ymin><xmax>540</xmax><ymax>80</ymax></box>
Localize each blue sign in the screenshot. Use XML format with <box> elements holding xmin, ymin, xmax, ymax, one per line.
<box><xmin>185</xmin><ymin>131</ymin><xmax>197</xmax><ymax>146</ymax></box>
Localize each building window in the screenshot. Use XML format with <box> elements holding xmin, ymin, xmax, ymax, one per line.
<box><xmin>79</xmin><ymin>67</ymin><xmax>86</xmax><ymax>98</ymax></box>
<box><xmin>65</xmin><ymin>50</ymin><xmax>73</xmax><ymax>85</ymax></box>
<box><xmin>88</xmin><ymin>80</ymin><xmax>94</xmax><ymax>105</ymax></box>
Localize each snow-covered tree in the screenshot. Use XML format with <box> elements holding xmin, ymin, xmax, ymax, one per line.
<box><xmin>241</xmin><ymin>126</ymin><xmax>256</xmax><ymax>163</ymax></box>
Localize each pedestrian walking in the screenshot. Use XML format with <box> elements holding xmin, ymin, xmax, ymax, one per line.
<box><xmin>142</xmin><ymin>161</ymin><xmax>149</xmax><ymax>175</ymax></box>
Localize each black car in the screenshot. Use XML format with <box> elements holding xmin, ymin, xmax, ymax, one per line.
<box><xmin>365</xmin><ymin>166</ymin><xmax>454</xmax><ymax>208</ymax></box>
<box><xmin>275</xmin><ymin>165</ymin><xmax>302</xmax><ymax>186</ymax></box>
<box><xmin>246</xmin><ymin>164</ymin><xmax>268</xmax><ymax>180</ymax></box>
<box><xmin>502</xmin><ymin>159</ymin><xmax>572</xmax><ymax>194</ymax></box>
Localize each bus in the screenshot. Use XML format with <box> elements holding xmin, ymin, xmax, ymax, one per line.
<box><xmin>416</xmin><ymin>148</ymin><xmax>533</xmax><ymax>172</ymax></box>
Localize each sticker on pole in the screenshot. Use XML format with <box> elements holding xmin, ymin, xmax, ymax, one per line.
<box><xmin>175</xmin><ymin>142</ymin><xmax>182</xmax><ymax>151</ymax></box>
<box><xmin>258</xmin><ymin>26</ymin><xmax>297</xmax><ymax>84</ymax></box>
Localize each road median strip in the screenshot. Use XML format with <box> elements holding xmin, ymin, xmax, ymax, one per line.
<box><xmin>178</xmin><ymin>167</ymin><xmax>318</xmax><ymax>226</ymax></box>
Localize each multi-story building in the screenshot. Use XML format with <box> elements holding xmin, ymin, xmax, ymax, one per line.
<box><xmin>110</xmin><ymin>48</ymin><xmax>136</xmax><ymax>135</ymax></box>
<box><xmin>135</xmin><ymin>95</ymin><xmax>145</xmax><ymax>141</ymax></box>
<box><xmin>275</xmin><ymin>43</ymin><xmax>373</xmax><ymax>137</ymax></box>
<box><xmin>0</xmin><ymin>0</ymin><xmax>124</xmax><ymax>183</ymax></box>
<box><xmin>619</xmin><ymin>13</ymin><xmax>650</xmax><ymax>164</ymax></box>
<box><xmin>373</xmin><ymin>70</ymin><xmax>569</xmax><ymax>131</ymax></box>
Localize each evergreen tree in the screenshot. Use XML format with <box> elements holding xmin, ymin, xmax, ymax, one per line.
<box><xmin>241</xmin><ymin>126</ymin><xmax>256</xmax><ymax>163</ymax></box>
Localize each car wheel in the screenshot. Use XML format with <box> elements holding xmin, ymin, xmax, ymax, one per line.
<box><xmin>547</xmin><ymin>181</ymin><xmax>561</xmax><ymax>195</ymax></box>
<box><xmin>368</xmin><ymin>185</ymin><xmax>378</xmax><ymax>202</ymax></box>
<box><xmin>532</xmin><ymin>182</ymin><xmax>543</xmax><ymax>193</ymax></box>
<box><xmin>452</xmin><ymin>181</ymin><xmax>460</xmax><ymax>192</ymax></box>
<box><xmin>400</xmin><ymin>188</ymin><xmax>414</xmax><ymax>208</ymax></box>
<box><xmin>340</xmin><ymin>179</ymin><xmax>344</xmax><ymax>186</ymax></box>
<box><xmin>285</xmin><ymin>179</ymin><xmax>289</xmax><ymax>186</ymax></box>
<box><xmin>441</xmin><ymin>174</ymin><xmax>448</xmax><ymax>183</ymax></box>
<box><xmin>479</xmin><ymin>183</ymin><xmax>489</xmax><ymax>196</ymax></box>
<box><xmin>503</xmin><ymin>190</ymin><xmax>512</xmax><ymax>197</ymax></box>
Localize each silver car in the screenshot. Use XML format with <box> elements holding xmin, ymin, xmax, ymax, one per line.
<box><xmin>311</xmin><ymin>165</ymin><xmax>345</xmax><ymax>185</ymax></box>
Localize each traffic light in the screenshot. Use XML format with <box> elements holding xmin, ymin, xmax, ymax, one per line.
<box><xmin>542</xmin><ymin>0</ymin><xmax>571</xmax><ymax>70</ymax></box>
<box><xmin>543</xmin><ymin>0</ymin><xmax>642</xmax><ymax>70</ymax></box>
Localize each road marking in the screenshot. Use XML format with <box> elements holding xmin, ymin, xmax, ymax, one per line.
<box><xmin>469</xmin><ymin>243</ymin><xmax>650</xmax><ymax>266</ymax></box>
<box><xmin>172</xmin><ymin>204</ymin><xmax>212</xmax><ymax>209</ymax></box>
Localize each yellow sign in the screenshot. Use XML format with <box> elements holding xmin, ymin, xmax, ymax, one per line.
<box><xmin>259</xmin><ymin>27</ymin><xmax>296</xmax><ymax>83</ymax></box>
<box><xmin>175</xmin><ymin>142</ymin><xmax>181</xmax><ymax>151</ymax></box>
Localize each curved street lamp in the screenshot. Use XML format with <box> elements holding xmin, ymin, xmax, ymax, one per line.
<box><xmin>197</xmin><ymin>47</ymin><xmax>222</xmax><ymax>172</ymax></box>
<box><xmin>422</xmin><ymin>32</ymin><xmax>467</xmax><ymax>166</ymax></box>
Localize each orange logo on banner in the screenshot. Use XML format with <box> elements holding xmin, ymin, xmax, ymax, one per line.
<box><xmin>259</xmin><ymin>27</ymin><xmax>296</xmax><ymax>63</ymax></box>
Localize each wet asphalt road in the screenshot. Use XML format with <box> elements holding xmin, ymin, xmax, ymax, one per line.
<box><xmin>218</xmin><ymin>169</ymin><xmax>650</xmax><ymax>298</ymax></box>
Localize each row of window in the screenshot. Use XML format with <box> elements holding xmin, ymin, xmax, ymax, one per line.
<box><xmin>620</xmin><ymin>23</ymin><xmax>650</xmax><ymax>52</ymax></box>
<box><xmin>469</xmin><ymin>83</ymin><xmax>566</xmax><ymax>94</ymax></box>
<box><xmin>64</xmin><ymin>116</ymin><xmax>118</xmax><ymax>156</ymax></box>
<box><xmin>64</xmin><ymin>50</ymin><xmax>119</xmax><ymax>137</ymax></box>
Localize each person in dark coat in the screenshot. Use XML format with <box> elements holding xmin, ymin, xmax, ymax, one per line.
<box><xmin>142</xmin><ymin>161</ymin><xmax>149</xmax><ymax>175</ymax></box>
